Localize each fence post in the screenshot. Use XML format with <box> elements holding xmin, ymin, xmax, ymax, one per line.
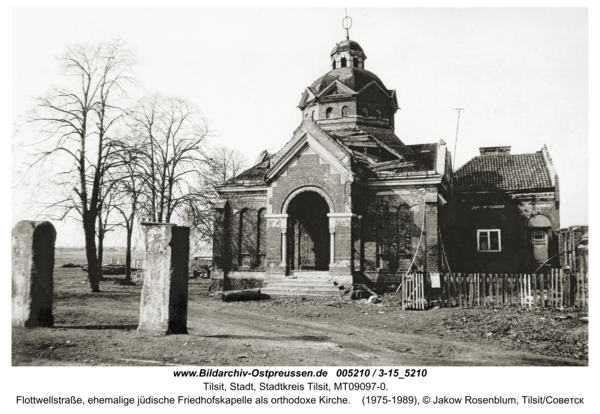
<box><xmin>419</xmin><ymin>273</ymin><xmax>424</xmax><ymax>310</ymax></box>
<box><xmin>486</xmin><ymin>273</ymin><xmax>491</xmax><ymax>307</ymax></box>
<box><xmin>402</xmin><ymin>273</ymin><xmax>406</xmax><ymax>310</ymax></box>
<box><xmin>521</xmin><ymin>274</ymin><xmax>525</xmax><ymax>307</ymax></box>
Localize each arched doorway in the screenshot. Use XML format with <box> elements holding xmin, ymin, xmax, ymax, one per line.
<box><xmin>287</xmin><ymin>191</ymin><xmax>330</xmax><ymax>270</ymax></box>
<box><xmin>528</xmin><ymin>214</ymin><xmax>552</xmax><ymax>265</ymax></box>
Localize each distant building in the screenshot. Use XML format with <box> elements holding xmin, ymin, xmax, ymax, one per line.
<box><xmin>559</xmin><ymin>225</ymin><xmax>588</xmax><ymax>274</ymax></box>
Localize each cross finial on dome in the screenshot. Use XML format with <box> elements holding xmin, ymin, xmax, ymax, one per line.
<box><xmin>342</xmin><ymin>8</ymin><xmax>352</xmax><ymax>40</ymax></box>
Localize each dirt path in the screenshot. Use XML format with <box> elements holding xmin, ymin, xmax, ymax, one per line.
<box><xmin>182</xmin><ymin>300</ymin><xmax>584</xmax><ymax>366</ymax></box>
<box><xmin>12</xmin><ymin>266</ymin><xmax>586</xmax><ymax>366</ymax></box>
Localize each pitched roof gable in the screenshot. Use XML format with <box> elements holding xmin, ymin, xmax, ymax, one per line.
<box><xmin>455</xmin><ymin>151</ymin><xmax>554</xmax><ymax>192</ymax></box>
<box><xmin>266</xmin><ymin>120</ymin><xmax>354</xmax><ymax>183</ymax></box>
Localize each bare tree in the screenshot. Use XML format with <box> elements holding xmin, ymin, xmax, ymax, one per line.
<box><xmin>192</xmin><ymin>146</ymin><xmax>249</xmax><ymax>241</ymax></box>
<box><xmin>204</xmin><ymin>146</ymin><xmax>249</xmax><ymax>190</ymax></box>
<box><xmin>127</xmin><ymin>94</ymin><xmax>213</xmax><ymax>227</ymax></box>
<box><xmin>25</xmin><ymin>40</ymin><xmax>137</xmax><ymax>292</ymax></box>
<box><xmin>110</xmin><ymin>141</ymin><xmax>145</xmax><ymax>284</ymax></box>
<box><xmin>96</xmin><ymin>184</ymin><xmax>120</xmax><ymax>269</ymax></box>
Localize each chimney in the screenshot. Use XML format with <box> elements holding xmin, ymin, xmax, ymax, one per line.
<box><xmin>479</xmin><ymin>146</ymin><xmax>511</xmax><ymax>156</ymax></box>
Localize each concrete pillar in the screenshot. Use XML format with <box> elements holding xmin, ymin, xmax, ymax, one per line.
<box><xmin>138</xmin><ymin>223</ymin><xmax>190</xmax><ymax>335</ymax></box>
<box><xmin>12</xmin><ymin>221</ymin><xmax>56</xmax><ymax>328</ymax></box>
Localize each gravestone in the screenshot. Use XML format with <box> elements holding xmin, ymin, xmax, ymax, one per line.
<box><xmin>138</xmin><ymin>223</ymin><xmax>190</xmax><ymax>335</ymax></box>
<box><xmin>12</xmin><ymin>221</ymin><xmax>56</xmax><ymax>328</ymax></box>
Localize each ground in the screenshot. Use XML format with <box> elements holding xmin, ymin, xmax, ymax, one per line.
<box><xmin>12</xmin><ymin>248</ymin><xmax>588</xmax><ymax>367</ymax></box>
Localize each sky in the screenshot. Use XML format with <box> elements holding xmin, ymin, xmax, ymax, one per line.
<box><xmin>11</xmin><ymin>7</ymin><xmax>589</xmax><ymax>247</ymax></box>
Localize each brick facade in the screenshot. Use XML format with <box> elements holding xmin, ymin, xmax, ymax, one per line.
<box><xmin>211</xmin><ymin>37</ymin><xmax>454</xmax><ymax>292</ymax></box>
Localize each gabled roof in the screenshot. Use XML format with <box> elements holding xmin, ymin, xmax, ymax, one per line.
<box><xmin>455</xmin><ymin>151</ymin><xmax>554</xmax><ymax>192</ymax></box>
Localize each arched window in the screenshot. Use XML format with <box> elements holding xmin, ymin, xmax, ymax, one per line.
<box><xmin>325</xmin><ymin>107</ymin><xmax>333</xmax><ymax>119</ymax></box>
<box><xmin>257</xmin><ymin>208</ymin><xmax>267</xmax><ymax>267</ymax></box>
<box><xmin>341</xmin><ymin>57</ymin><xmax>347</xmax><ymax>68</ymax></box>
<box><xmin>311</xmin><ymin>111</ymin><xmax>315</xmax><ymax>119</ymax></box>
<box><xmin>239</xmin><ymin>208</ymin><xmax>257</xmax><ymax>268</ymax></box>
<box><xmin>362</xmin><ymin>108</ymin><xmax>369</xmax><ymax>118</ymax></box>
<box><xmin>353</xmin><ymin>57</ymin><xmax>359</xmax><ymax>68</ymax></box>
<box><xmin>332</xmin><ymin>60</ymin><xmax>336</xmax><ymax>69</ymax></box>
<box><xmin>398</xmin><ymin>205</ymin><xmax>412</xmax><ymax>255</ymax></box>
<box><xmin>342</xmin><ymin>106</ymin><xmax>350</xmax><ymax>117</ymax></box>
<box><xmin>376</xmin><ymin>109</ymin><xmax>382</xmax><ymax>120</ymax></box>
<box><xmin>376</xmin><ymin>206</ymin><xmax>388</xmax><ymax>270</ymax></box>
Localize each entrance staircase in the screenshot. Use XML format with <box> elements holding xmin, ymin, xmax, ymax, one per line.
<box><xmin>261</xmin><ymin>271</ymin><xmax>346</xmax><ymax>297</ymax></box>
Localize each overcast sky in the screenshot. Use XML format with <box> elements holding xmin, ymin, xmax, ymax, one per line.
<box><xmin>11</xmin><ymin>7</ymin><xmax>588</xmax><ymax>247</ymax></box>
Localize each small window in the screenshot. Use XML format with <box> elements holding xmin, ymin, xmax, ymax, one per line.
<box><xmin>353</xmin><ymin>57</ymin><xmax>359</xmax><ymax>68</ymax></box>
<box><xmin>362</xmin><ymin>108</ymin><xmax>369</xmax><ymax>117</ymax></box>
<box><xmin>325</xmin><ymin>107</ymin><xmax>333</xmax><ymax>119</ymax></box>
<box><xmin>477</xmin><ymin>229</ymin><xmax>501</xmax><ymax>252</ymax></box>
<box><xmin>311</xmin><ymin>110</ymin><xmax>315</xmax><ymax>119</ymax></box>
<box><xmin>341</xmin><ymin>57</ymin><xmax>347</xmax><ymax>68</ymax></box>
<box><xmin>532</xmin><ymin>231</ymin><xmax>547</xmax><ymax>246</ymax></box>
<box><xmin>341</xmin><ymin>106</ymin><xmax>349</xmax><ymax>117</ymax></box>
<box><xmin>332</xmin><ymin>60</ymin><xmax>336</xmax><ymax>69</ymax></box>
<box><xmin>376</xmin><ymin>109</ymin><xmax>382</xmax><ymax>119</ymax></box>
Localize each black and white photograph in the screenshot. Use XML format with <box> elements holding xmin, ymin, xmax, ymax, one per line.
<box><xmin>8</xmin><ymin>3</ymin><xmax>594</xmax><ymax>411</ymax></box>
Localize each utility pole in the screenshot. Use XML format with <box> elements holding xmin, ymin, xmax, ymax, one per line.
<box><xmin>452</xmin><ymin>108</ymin><xmax>465</xmax><ymax>172</ymax></box>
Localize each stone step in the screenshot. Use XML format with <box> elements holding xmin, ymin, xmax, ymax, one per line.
<box><xmin>264</xmin><ymin>279</ymin><xmax>339</xmax><ymax>287</ymax></box>
<box><xmin>290</xmin><ymin>271</ymin><xmax>331</xmax><ymax>278</ymax></box>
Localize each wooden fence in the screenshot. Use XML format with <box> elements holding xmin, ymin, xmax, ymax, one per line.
<box><xmin>401</xmin><ymin>270</ymin><xmax>588</xmax><ymax>310</ymax></box>
<box><xmin>108</xmin><ymin>258</ymin><xmax>145</xmax><ymax>269</ymax></box>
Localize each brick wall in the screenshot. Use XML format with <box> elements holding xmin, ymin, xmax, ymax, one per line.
<box><xmin>451</xmin><ymin>191</ymin><xmax>560</xmax><ymax>273</ymax></box>
<box><xmin>355</xmin><ymin>186</ymin><xmax>441</xmax><ymax>288</ymax></box>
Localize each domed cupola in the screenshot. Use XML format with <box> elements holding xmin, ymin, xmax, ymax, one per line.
<box><xmin>297</xmin><ymin>19</ymin><xmax>399</xmax><ymax>132</ymax></box>
<box><xmin>331</xmin><ymin>39</ymin><xmax>366</xmax><ymax>70</ymax></box>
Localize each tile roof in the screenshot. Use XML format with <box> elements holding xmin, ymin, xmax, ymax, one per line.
<box><xmin>455</xmin><ymin>152</ymin><xmax>553</xmax><ymax>192</ymax></box>
<box><xmin>224</xmin><ymin>158</ymin><xmax>270</xmax><ymax>185</ymax></box>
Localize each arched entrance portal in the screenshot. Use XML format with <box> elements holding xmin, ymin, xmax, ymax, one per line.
<box><xmin>287</xmin><ymin>191</ymin><xmax>330</xmax><ymax>270</ymax></box>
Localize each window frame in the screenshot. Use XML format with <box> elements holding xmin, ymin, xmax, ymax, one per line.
<box><xmin>531</xmin><ymin>231</ymin><xmax>547</xmax><ymax>246</ymax></box>
<box><xmin>477</xmin><ymin>229</ymin><xmax>501</xmax><ymax>252</ymax></box>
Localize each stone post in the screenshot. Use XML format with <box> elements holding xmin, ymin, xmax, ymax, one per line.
<box><xmin>138</xmin><ymin>223</ymin><xmax>190</xmax><ymax>335</ymax></box>
<box><xmin>281</xmin><ymin>228</ymin><xmax>287</xmax><ymax>267</ymax></box>
<box><xmin>12</xmin><ymin>221</ymin><xmax>56</xmax><ymax>328</ymax></box>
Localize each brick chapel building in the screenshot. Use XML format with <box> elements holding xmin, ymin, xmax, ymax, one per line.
<box><xmin>211</xmin><ymin>35</ymin><xmax>560</xmax><ymax>293</ymax></box>
<box><xmin>211</xmin><ymin>36</ymin><xmax>452</xmax><ymax>293</ymax></box>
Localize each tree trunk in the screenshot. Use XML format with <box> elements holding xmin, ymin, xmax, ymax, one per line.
<box><xmin>125</xmin><ymin>222</ymin><xmax>133</xmax><ymax>283</ymax></box>
<box><xmin>83</xmin><ymin>212</ymin><xmax>101</xmax><ymax>292</ymax></box>
<box><xmin>97</xmin><ymin>231</ymin><xmax>104</xmax><ymax>270</ymax></box>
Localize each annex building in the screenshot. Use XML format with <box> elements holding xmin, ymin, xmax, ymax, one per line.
<box><xmin>211</xmin><ymin>35</ymin><xmax>560</xmax><ymax>294</ymax></box>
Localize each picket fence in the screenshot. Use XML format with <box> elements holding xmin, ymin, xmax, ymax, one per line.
<box><xmin>401</xmin><ymin>270</ymin><xmax>588</xmax><ymax>310</ymax></box>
